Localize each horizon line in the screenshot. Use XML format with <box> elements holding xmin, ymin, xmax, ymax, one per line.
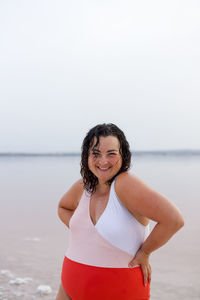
<box><xmin>0</xmin><ymin>149</ymin><xmax>200</xmax><ymax>157</ymax></box>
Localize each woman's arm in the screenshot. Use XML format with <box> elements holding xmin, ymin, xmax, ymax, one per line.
<box><xmin>58</xmin><ymin>179</ymin><xmax>83</xmax><ymax>228</ymax></box>
<box><xmin>115</xmin><ymin>172</ymin><xmax>184</xmax><ymax>285</ymax></box>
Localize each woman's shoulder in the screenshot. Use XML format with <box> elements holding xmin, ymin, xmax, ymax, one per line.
<box><xmin>115</xmin><ymin>171</ymin><xmax>154</xmax><ymax>200</ymax></box>
<box><xmin>114</xmin><ymin>172</ymin><xmax>138</xmax><ymax>205</ymax></box>
<box><xmin>115</xmin><ymin>171</ymin><xmax>184</xmax><ymax>228</ymax></box>
<box><xmin>115</xmin><ymin>171</ymin><xmax>139</xmax><ymax>187</ymax></box>
<box><xmin>114</xmin><ymin>172</ymin><xmax>150</xmax><ymax>226</ymax></box>
<box><xmin>69</xmin><ymin>178</ymin><xmax>84</xmax><ymax>201</ymax></box>
<box><xmin>73</xmin><ymin>178</ymin><xmax>84</xmax><ymax>189</ymax></box>
<box><xmin>59</xmin><ymin>178</ymin><xmax>84</xmax><ymax>210</ymax></box>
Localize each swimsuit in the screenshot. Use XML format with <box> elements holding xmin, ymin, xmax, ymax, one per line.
<box><xmin>61</xmin><ymin>176</ymin><xmax>150</xmax><ymax>299</ymax></box>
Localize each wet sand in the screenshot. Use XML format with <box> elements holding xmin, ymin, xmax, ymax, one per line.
<box><xmin>0</xmin><ymin>155</ymin><xmax>199</xmax><ymax>299</ymax></box>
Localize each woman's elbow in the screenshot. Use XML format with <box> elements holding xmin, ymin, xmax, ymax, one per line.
<box><xmin>178</xmin><ymin>215</ymin><xmax>184</xmax><ymax>228</ymax></box>
<box><xmin>173</xmin><ymin>214</ymin><xmax>185</xmax><ymax>231</ymax></box>
<box><xmin>164</xmin><ymin>212</ymin><xmax>184</xmax><ymax>233</ymax></box>
<box><xmin>57</xmin><ymin>204</ymin><xmax>64</xmax><ymax>219</ymax></box>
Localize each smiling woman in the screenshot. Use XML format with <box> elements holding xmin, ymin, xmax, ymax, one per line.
<box><xmin>80</xmin><ymin>124</ymin><xmax>131</xmax><ymax>194</ymax></box>
<box><xmin>88</xmin><ymin>136</ymin><xmax>122</xmax><ymax>186</ymax></box>
<box><xmin>56</xmin><ymin>123</ymin><xmax>184</xmax><ymax>300</ymax></box>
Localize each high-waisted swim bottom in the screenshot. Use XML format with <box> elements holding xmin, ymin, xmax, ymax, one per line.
<box><xmin>61</xmin><ymin>256</ymin><xmax>150</xmax><ymax>300</ymax></box>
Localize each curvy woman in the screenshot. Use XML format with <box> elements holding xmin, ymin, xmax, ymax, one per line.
<box><xmin>55</xmin><ymin>123</ymin><xmax>184</xmax><ymax>300</ymax></box>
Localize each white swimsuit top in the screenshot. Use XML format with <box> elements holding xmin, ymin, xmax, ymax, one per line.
<box><xmin>65</xmin><ymin>176</ymin><xmax>149</xmax><ymax>268</ymax></box>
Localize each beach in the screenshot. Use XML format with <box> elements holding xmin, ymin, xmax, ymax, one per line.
<box><xmin>0</xmin><ymin>154</ymin><xmax>199</xmax><ymax>299</ymax></box>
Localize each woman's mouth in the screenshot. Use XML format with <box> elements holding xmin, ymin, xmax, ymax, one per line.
<box><xmin>97</xmin><ymin>167</ymin><xmax>110</xmax><ymax>171</ymax></box>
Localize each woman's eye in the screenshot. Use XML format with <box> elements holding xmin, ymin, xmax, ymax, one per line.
<box><xmin>109</xmin><ymin>153</ymin><xmax>116</xmax><ymax>156</ymax></box>
<box><xmin>92</xmin><ymin>152</ymin><xmax>99</xmax><ymax>157</ymax></box>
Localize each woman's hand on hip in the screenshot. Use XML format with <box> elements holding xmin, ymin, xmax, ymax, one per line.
<box><xmin>128</xmin><ymin>248</ymin><xmax>151</xmax><ymax>286</ymax></box>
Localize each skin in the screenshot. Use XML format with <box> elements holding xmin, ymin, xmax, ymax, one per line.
<box><xmin>55</xmin><ymin>284</ymin><xmax>72</xmax><ymax>300</ymax></box>
<box><xmin>56</xmin><ymin>135</ymin><xmax>184</xmax><ymax>299</ymax></box>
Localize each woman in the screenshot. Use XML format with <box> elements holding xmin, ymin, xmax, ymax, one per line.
<box><xmin>56</xmin><ymin>123</ymin><xmax>184</xmax><ymax>300</ymax></box>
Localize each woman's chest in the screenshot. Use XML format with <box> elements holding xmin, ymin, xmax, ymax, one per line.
<box><xmin>89</xmin><ymin>194</ymin><xmax>109</xmax><ymax>226</ymax></box>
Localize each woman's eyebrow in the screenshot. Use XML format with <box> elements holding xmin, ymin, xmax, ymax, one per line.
<box><xmin>92</xmin><ymin>148</ymin><xmax>100</xmax><ymax>152</ymax></box>
<box><xmin>91</xmin><ymin>149</ymin><xmax>118</xmax><ymax>153</ymax></box>
<box><xmin>107</xmin><ymin>149</ymin><xmax>119</xmax><ymax>153</ymax></box>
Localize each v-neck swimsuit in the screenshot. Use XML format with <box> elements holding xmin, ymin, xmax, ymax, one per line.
<box><xmin>61</xmin><ymin>176</ymin><xmax>150</xmax><ymax>299</ymax></box>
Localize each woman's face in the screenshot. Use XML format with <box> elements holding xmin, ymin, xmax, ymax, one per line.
<box><xmin>88</xmin><ymin>135</ymin><xmax>122</xmax><ymax>185</ymax></box>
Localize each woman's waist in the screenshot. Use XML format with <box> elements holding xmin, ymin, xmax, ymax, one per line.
<box><xmin>64</xmin><ymin>255</ymin><xmax>140</xmax><ymax>270</ymax></box>
<box><xmin>65</xmin><ymin>240</ymin><xmax>138</xmax><ymax>268</ymax></box>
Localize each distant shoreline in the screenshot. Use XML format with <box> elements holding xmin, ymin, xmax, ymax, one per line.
<box><xmin>0</xmin><ymin>150</ymin><xmax>200</xmax><ymax>157</ymax></box>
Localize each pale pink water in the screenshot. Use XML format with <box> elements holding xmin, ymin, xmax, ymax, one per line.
<box><xmin>0</xmin><ymin>155</ymin><xmax>199</xmax><ymax>299</ymax></box>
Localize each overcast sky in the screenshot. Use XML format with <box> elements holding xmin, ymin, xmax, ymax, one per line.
<box><xmin>0</xmin><ymin>0</ymin><xmax>199</xmax><ymax>152</ymax></box>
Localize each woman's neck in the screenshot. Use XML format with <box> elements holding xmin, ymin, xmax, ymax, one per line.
<box><xmin>96</xmin><ymin>182</ymin><xmax>110</xmax><ymax>195</ymax></box>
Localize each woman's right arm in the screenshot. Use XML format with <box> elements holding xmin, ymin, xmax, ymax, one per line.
<box><xmin>58</xmin><ymin>179</ymin><xmax>84</xmax><ymax>228</ymax></box>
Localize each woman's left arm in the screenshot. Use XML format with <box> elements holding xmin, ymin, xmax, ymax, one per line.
<box><xmin>115</xmin><ymin>173</ymin><xmax>184</xmax><ymax>286</ymax></box>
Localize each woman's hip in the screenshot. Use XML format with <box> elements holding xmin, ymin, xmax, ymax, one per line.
<box><xmin>61</xmin><ymin>256</ymin><xmax>150</xmax><ymax>300</ymax></box>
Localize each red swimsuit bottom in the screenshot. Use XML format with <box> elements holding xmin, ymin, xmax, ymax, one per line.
<box><xmin>61</xmin><ymin>256</ymin><xmax>150</xmax><ymax>300</ymax></box>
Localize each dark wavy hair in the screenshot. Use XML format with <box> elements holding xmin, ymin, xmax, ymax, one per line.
<box><xmin>80</xmin><ymin>123</ymin><xmax>132</xmax><ymax>194</ymax></box>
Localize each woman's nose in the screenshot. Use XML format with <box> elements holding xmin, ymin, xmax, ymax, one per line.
<box><xmin>98</xmin><ymin>155</ymin><xmax>108</xmax><ymax>165</ymax></box>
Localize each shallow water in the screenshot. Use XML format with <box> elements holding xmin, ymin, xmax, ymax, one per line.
<box><xmin>0</xmin><ymin>155</ymin><xmax>200</xmax><ymax>299</ymax></box>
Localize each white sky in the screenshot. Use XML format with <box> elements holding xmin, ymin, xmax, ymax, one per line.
<box><xmin>0</xmin><ymin>0</ymin><xmax>200</xmax><ymax>152</ymax></box>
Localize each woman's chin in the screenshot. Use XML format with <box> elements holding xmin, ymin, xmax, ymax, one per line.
<box><xmin>96</xmin><ymin>173</ymin><xmax>116</xmax><ymax>184</ymax></box>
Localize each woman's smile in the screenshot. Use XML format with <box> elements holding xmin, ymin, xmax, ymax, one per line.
<box><xmin>98</xmin><ymin>167</ymin><xmax>110</xmax><ymax>171</ymax></box>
